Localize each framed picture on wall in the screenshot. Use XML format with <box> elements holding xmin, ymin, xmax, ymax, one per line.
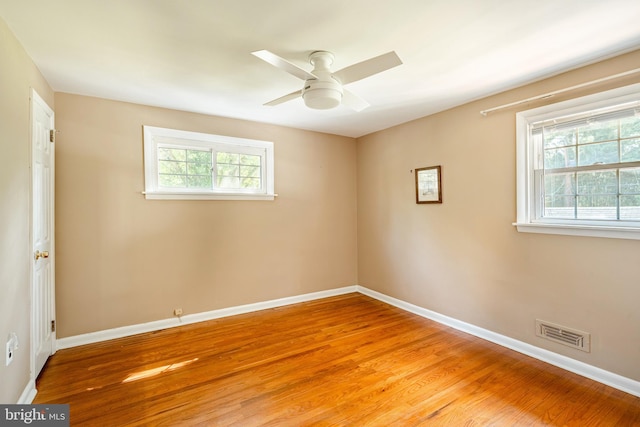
<box><xmin>415</xmin><ymin>165</ymin><xmax>442</xmax><ymax>204</ymax></box>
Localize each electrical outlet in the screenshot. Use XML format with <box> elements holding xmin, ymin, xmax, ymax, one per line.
<box><xmin>6</xmin><ymin>341</ymin><xmax>13</xmax><ymax>366</ymax></box>
<box><xmin>173</xmin><ymin>308</ymin><xmax>183</xmax><ymax>317</ymax></box>
<box><xmin>6</xmin><ymin>333</ymin><xmax>18</xmax><ymax>366</ymax></box>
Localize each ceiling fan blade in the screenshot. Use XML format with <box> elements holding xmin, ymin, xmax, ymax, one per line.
<box><xmin>264</xmin><ymin>89</ymin><xmax>303</xmax><ymax>106</ymax></box>
<box><xmin>342</xmin><ymin>89</ymin><xmax>370</xmax><ymax>112</ymax></box>
<box><xmin>333</xmin><ymin>51</ymin><xmax>402</xmax><ymax>85</ymax></box>
<box><xmin>252</xmin><ymin>50</ymin><xmax>317</xmax><ymax>81</ymax></box>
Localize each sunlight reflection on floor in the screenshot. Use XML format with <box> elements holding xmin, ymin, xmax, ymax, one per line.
<box><xmin>122</xmin><ymin>358</ymin><xmax>199</xmax><ymax>383</ymax></box>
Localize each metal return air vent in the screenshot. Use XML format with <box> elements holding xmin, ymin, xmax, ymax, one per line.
<box><xmin>536</xmin><ymin>319</ymin><xmax>591</xmax><ymax>352</ymax></box>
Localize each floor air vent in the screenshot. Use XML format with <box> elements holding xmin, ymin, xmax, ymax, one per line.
<box><xmin>536</xmin><ymin>319</ymin><xmax>590</xmax><ymax>352</ymax></box>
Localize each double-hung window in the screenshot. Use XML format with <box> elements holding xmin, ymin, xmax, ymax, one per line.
<box><xmin>515</xmin><ymin>83</ymin><xmax>640</xmax><ymax>240</ymax></box>
<box><xmin>143</xmin><ymin>126</ymin><xmax>275</xmax><ymax>200</ymax></box>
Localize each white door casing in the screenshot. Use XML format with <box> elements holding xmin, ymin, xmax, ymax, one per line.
<box><xmin>31</xmin><ymin>89</ymin><xmax>55</xmax><ymax>379</ymax></box>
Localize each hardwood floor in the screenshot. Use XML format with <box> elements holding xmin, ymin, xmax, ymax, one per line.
<box><xmin>35</xmin><ymin>293</ymin><xmax>640</xmax><ymax>426</ymax></box>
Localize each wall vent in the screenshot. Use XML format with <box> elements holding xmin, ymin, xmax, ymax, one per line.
<box><xmin>535</xmin><ymin>319</ymin><xmax>590</xmax><ymax>352</ymax></box>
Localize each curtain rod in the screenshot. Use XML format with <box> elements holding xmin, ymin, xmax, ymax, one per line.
<box><xmin>479</xmin><ymin>67</ymin><xmax>640</xmax><ymax>116</ymax></box>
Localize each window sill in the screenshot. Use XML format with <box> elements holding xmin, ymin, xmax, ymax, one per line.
<box><xmin>513</xmin><ymin>222</ymin><xmax>640</xmax><ymax>240</ymax></box>
<box><xmin>143</xmin><ymin>191</ymin><xmax>276</xmax><ymax>201</ymax></box>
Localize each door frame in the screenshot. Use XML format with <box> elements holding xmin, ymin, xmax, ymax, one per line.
<box><xmin>30</xmin><ymin>88</ymin><xmax>56</xmax><ymax>385</ymax></box>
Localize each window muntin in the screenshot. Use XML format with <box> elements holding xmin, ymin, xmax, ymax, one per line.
<box><xmin>536</xmin><ymin>109</ymin><xmax>640</xmax><ymax>221</ymax></box>
<box><xmin>143</xmin><ymin>126</ymin><xmax>274</xmax><ymax>200</ymax></box>
<box><xmin>515</xmin><ymin>83</ymin><xmax>640</xmax><ymax>239</ymax></box>
<box><xmin>216</xmin><ymin>152</ymin><xmax>262</xmax><ymax>190</ymax></box>
<box><xmin>158</xmin><ymin>146</ymin><xmax>213</xmax><ymax>189</ymax></box>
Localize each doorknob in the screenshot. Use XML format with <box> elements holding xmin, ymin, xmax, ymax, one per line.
<box><xmin>34</xmin><ymin>250</ymin><xmax>49</xmax><ymax>260</ymax></box>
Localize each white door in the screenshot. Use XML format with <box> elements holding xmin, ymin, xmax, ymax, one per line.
<box><xmin>31</xmin><ymin>89</ymin><xmax>55</xmax><ymax>378</ymax></box>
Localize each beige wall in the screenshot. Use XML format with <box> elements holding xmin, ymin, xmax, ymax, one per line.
<box><xmin>357</xmin><ymin>49</ymin><xmax>640</xmax><ymax>381</ymax></box>
<box><xmin>54</xmin><ymin>94</ymin><xmax>358</xmax><ymax>337</ymax></box>
<box><xmin>0</xmin><ymin>18</ymin><xmax>54</xmax><ymax>402</ymax></box>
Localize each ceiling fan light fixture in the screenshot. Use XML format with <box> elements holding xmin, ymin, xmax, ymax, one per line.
<box><xmin>302</xmin><ymin>79</ymin><xmax>343</xmax><ymax>110</ymax></box>
<box><xmin>253</xmin><ymin>49</ymin><xmax>401</xmax><ymax>111</ymax></box>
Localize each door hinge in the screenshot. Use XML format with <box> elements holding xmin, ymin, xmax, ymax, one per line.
<box><xmin>51</xmin><ymin>320</ymin><xmax>56</xmax><ymax>332</ymax></box>
<box><xmin>49</xmin><ymin>129</ymin><xmax>57</xmax><ymax>143</ymax></box>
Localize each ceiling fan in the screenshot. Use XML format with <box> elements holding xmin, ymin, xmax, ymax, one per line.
<box><xmin>252</xmin><ymin>49</ymin><xmax>402</xmax><ymax>111</ymax></box>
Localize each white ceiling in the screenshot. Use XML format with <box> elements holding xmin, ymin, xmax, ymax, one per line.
<box><xmin>1</xmin><ymin>0</ymin><xmax>640</xmax><ymax>137</ymax></box>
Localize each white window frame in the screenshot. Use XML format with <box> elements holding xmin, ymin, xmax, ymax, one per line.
<box><xmin>515</xmin><ymin>83</ymin><xmax>640</xmax><ymax>240</ymax></box>
<box><xmin>143</xmin><ymin>126</ymin><xmax>275</xmax><ymax>201</ymax></box>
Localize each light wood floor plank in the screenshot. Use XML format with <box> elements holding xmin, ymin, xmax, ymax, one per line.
<box><xmin>35</xmin><ymin>293</ymin><xmax>640</xmax><ymax>426</ymax></box>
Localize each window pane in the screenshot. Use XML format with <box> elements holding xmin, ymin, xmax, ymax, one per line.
<box><xmin>544</xmin><ymin>173</ymin><xmax>576</xmax><ymax>218</ymax></box>
<box><xmin>620</xmin><ymin>168</ymin><xmax>640</xmax><ymax>194</ymax></box>
<box><xmin>217</xmin><ymin>164</ymin><xmax>239</xmax><ymax>177</ymax></box>
<box><xmin>214</xmin><ymin>151</ymin><xmax>263</xmax><ymax>191</ymax></box>
<box><xmin>241</xmin><ymin>177</ymin><xmax>261</xmax><ymax>188</ymax></box>
<box><xmin>158</xmin><ymin>148</ymin><xmax>212</xmax><ymax>190</ymax></box>
<box><xmin>543</xmin><ymin>128</ymin><xmax>575</xmax><ymax>148</ymax></box>
<box><xmin>159</xmin><ymin>174</ymin><xmax>186</xmax><ymax>188</ymax></box>
<box><xmin>621</xmin><ymin>138</ymin><xmax>640</xmax><ymax>163</ymax></box>
<box><xmin>217</xmin><ymin>152</ymin><xmax>239</xmax><ymax>164</ymax></box>
<box><xmin>159</xmin><ymin>160</ymin><xmax>186</xmax><ymax>174</ymax></box>
<box><xmin>544</xmin><ymin>197</ymin><xmax>576</xmax><ymax>218</ymax></box>
<box><xmin>240</xmin><ymin>165</ymin><xmax>260</xmax><ymax>178</ymax></box>
<box><xmin>544</xmin><ymin>147</ymin><xmax>576</xmax><ymax>169</ymax></box>
<box><xmin>217</xmin><ymin>176</ymin><xmax>240</xmax><ymax>188</ymax></box>
<box><xmin>240</xmin><ymin>154</ymin><xmax>261</xmax><ymax>166</ymax></box>
<box><xmin>620</xmin><ymin>115</ymin><xmax>640</xmax><ymax>138</ymax></box>
<box><xmin>577</xmin><ymin>120</ymin><xmax>618</xmax><ymax>144</ymax></box>
<box><xmin>577</xmin><ymin>141</ymin><xmax>619</xmax><ymax>166</ymax></box>
<box><xmin>187</xmin><ymin>175</ymin><xmax>212</xmax><ymax>189</ymax></box>
<box><xmin>620</xmin><ymin>195</ymin><xmax>640</xmax><ymax>220</ymax></box>
<box><xmin>187</xmin><ymin>163</ymin><xmax>211</xmax><ymax>175</ymax></box>
<box><xmin>544</xmin><ymin>172</ymin><xmax>575</xmax><ymax>196</ymax></box>
<box><xmin>577</xmin><ymin>195</ymin><xmax>617</xmax><ymax>220</ymax></box>
<box><xmin>158</xmin><ymin>148</ymin><xmax>186</xmax><ymax>161</ymax></box>
<box><xmin>187</xmin><ymin>150</ymin><xmax>211</xmax><ymax>163</ymax></box>
<box><xmin>577</xmin><ymin>170</ymin><xmax>617</xmax><ymax>194</ymax></box>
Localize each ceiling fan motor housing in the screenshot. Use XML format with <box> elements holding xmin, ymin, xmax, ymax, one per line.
<box><xmin>302</xmin><ymin>50</ymin><xmax>343</xmax><ymax>109</ymax></box>
<box><xmin>303</xmin><ymin>78</ymin><xmax>343</xmax><ymax>109</ymax></box>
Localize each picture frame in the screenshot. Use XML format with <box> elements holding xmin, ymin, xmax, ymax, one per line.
<box><xmin>415</xmin><ymin>165</ymin><xmax>442</xmax><ymax>204</ymax></box>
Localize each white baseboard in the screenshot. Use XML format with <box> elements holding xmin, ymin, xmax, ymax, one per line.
<box><xmin>57</xmin><ymin>286</ymin><xmax>357</xmax><ymax>350</ymax></box>
<box><xmin>356</xmin><ymin>285</ymin><xmax>640</xmax><ymax>398</ymax></box>
<box><xmin>17</xmin><ymin>380</ymin><xmax>37</xmax><ymax>404</ymax></box>
<box><xmin>55</xmin><ymin>284</ymin><xmax>639</xmax><ymax>398</ymax></box>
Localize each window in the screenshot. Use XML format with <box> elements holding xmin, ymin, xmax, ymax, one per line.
<box><xmin>515</xmin><ymin>83</ymin><xmax>640</xmax><ymax>240</ymax></box>
<box><xmin>143</xmin><ymin>126</ymin><xmax>274</xmax><ymax>200</ymax></box>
